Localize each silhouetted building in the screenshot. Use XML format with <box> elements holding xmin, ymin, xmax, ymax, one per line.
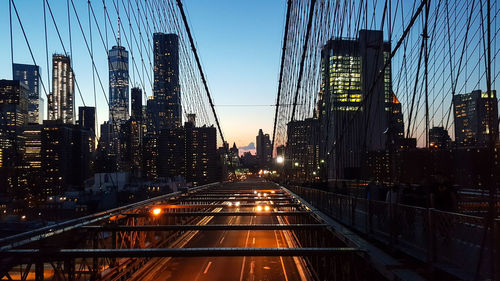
<box><xmin>41</xmin><ymin>120</ymin><xmax>90</xmax><ymax>196</ymax></box>
<box><xmin>389</xmin><ymin>93</ymin><xmax>404</xmax><ymax>146</ymax></box>
<box><xmin>318</xmin><ymin>29</ymin><xmax>397</xmax><ymax>179</ymax></box>
<box><xmin>78</xmin><ymin>107</ymin><xmax>95</xmax><ymax>132</ymax></box>
<box><xmin>158</xmin><ymin>117</ymin><xmax>217</xmax><ymax>186</ymax></box>
<box><xmin>13</xmin><ymin>63</ymin><xmax>42</xmax><ymax>123</ymax></box>
<box><xmin>109</xmin><ymin>45</ymin><xmax>129</xmax><ymax>124</ymax></box>
<box><xmin>142</xmin><ymin>134</ymin><xmax>158</xmax><ymax>179</ymax></box>
<box><xmin>286</xmin><ymin>118</ymin><xmax>320</xmax><ymax>181</ymax></box>
<box><xmin>429</xmin><ymin>126</ymin><xmax>451</xmax><ymax>149</ymax></box>
<box><xmin>131</xmin><ymin>87</ymin><xmax>142</xmax><ymax>121</ymax></box>
<box><xmin>0</xmin><ymin>80</ymin><xmax>29</xmax><ymax>195</ymax></box>
<box><xmin>453</xmin><ymin>90</ymin><xmax>498</xmax><ymax>147</ymax></box>
<box><xmin>0</xmin><ymin>80</ymin><xmax>29</xmax><ymax>168</ymax></box>
<box><xmin>153</xmin><ymin>33</ymin><xmax>181</xmax><ymax>131</ymax></box>
<box><xmin>241</xmin><ymin>152</ymin><xmax>258</xmax><ymax>172</ymax></box>
<box><xmin>49</xmin><ymin>54</ymin><xmax>74</xmax><ymax>124</ymax></box>
<box><xmin>256</xmin><ymin>129</ymin><xmax>272</xmax><ymax>169</ymax></box>
<box><xmin>119</xmin><ymin>119</ymin><xmax>142</xmax><ymax>176</ymax></box>
<box><xmin>78</xmin><ymin>106</ymin><xmax>96</xmax><ymax>154</ymax></box>
<box><xmin>21</xmin><ymin>123</ymin><xmax>43</xmax><ymax>198</ymax></box>
<box><xmin>23</xmin><ymin>124</ymin><xmax>42</xmax><ymax>169</ymax></box>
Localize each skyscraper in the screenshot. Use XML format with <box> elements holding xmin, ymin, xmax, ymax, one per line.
<box><xmin>286</xmin><ymin>118</ymin><xmax>320</xmax><ymax>181</ymax></box>
<box><xmin>131</xmin><ymin>87</ymin><xmax>142</xmax><ymax>121</ymax></box>
<box><xmin>318</xmin><ymin>29</ymin><xmax>395</xmax><ymax>179</ymax></box>
<box><xmin>0</xmin><ymin>80</ymin><xmax>29</xmax><ymax>168</ymax></box>
<box><xmin>158</xmin><ymin>117</ymin><xmax>217</xmax><ymax>186</ymax></box>
<box><xmin>49</xmin><ymin>54</ymin><xmax>74</xmax><ymax>124</ymax></box>
<box><xmin>453</xmin><ymin>90</ymin><xmax>498</xmax><ymax>147</ymax></box>
<box><xmin>78</xmin><ymin>106</ymin><xmax>95</xmax><ymax>132</ymax></box>
<box><xmin>153</xmin><ymin>33</ymin><xmax>181</xmax><ymax>130</ymax></box>
<box><xmin>256</xmin><ymin>129</ymin><xmax>272</xmax><ymax>169</ymax></box>
<box><xmin>41</xmin><ymin>120</ymin><xmax>90</xmax><ymax>195</ymax></box>
<box><xmin>13</xmin><ymin>63</ymin><xmax>42</xmax><ymax>124</ymax></box>
<box><xmin>109</xmin><ymin>45</ymin><xmax>129</xmax><ymax>124</ymax></box>
<box><xmin>429</xmin><ymin>126</ymin><xmax>451</xmax><ymax>149</ymax></box>
<box><xmin>78</xmin><ymin>106</ymin><xmax>96</xmax><ymax>152</ymax></box>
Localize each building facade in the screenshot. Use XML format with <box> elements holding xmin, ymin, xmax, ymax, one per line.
<box><xmin>453</xmin><ymin>90</ymin><xmax>498</xmax><ymax>147</ymax></box>
<box><xmin>318</xmin><ymin>29</ymin><xmax>397</xmax><ymax>179</ymax></box>
<box><xmin>158</xmin><ymin>118</ymin><xmax>217</xmax><ymax>186</ymax></box>
<box><xmin>49</xmin><ymin>55</ymin><xmax>74</xmax><ymax>124</ymax></box>
<box><xmin>153</xmin><ymin>33</ymin><xmax>181</xmax><ymax>131</ymax></box>
<box><xmin>131</xmin><ymin>87</ymin><xmax>143</xmax><ymax>121</ymax></box>
<box><xmin>13</xmin><ymin>63</ymin><xmax>42</xmax><ymax>124</ymax></box>
<box><xmin>256</xmin><ymin>129</ymin><xmax>272</xmax><ymax>169</ymax></box>
<box><xmin>109</xmin><ymin>45</ymin><xmax>129</xmax><ymax>124</ymax></box>
<box><xmin>0</xmin><ymin>80</ymin><xmax>29</xmax><ymax>168</ymax></box>
<box><xmin>41</xmin><ymin>120</ymin><xmax>91</xmax><ymax>196</ymax></box>
<box><xmin>429</xmin><ymin>126</ymin><xmax>451</xmax><ymax>149</ymax></box>
<box><xmin>285</xmin><ymin>118</ymin><xmax>320</xmax><ymax>182</ymax></box>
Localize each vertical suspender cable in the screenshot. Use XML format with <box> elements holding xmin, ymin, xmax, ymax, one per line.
<box><xmin>9</xmin><ymin>0</ymin><xmax>14</xmax><ymax>76</ymax></box>
<box><xmin>291</xmin><ymin>0</ymin><xmax>317</xmax><ymax>122</ymax></box>
<box><xmin>175</xmin><ymin>0</ymin><xmax>226</xmax><ymax>146</ymax></box>
<box><xmin>271</xmin><ymin>0</ymin><xmax>292</xmax><ymax>152</ymax></box>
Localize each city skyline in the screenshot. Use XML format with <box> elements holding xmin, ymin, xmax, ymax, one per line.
<box><xmin>1</xmin><ymin>1</ymin><xmax>498</xmax><ymax>150</ymax></box>
<box><xmin>0</xmin><ymin>1</ymin><xmax>286</xmax><ymax>150</ymax></box>
<box><xmin>0</xmin><ymin>1</ymin><xmax>498</xmax><ymax>280</ymax></box>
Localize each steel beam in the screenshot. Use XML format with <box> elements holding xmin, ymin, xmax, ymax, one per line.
<box><xmin>178</xmin><ymin>198</ymin><xmax>293</xmax><ymax>202</ymax></box>
<box><xmin>153</xmin><ymin>203</ymin><xmax>300</xmax><ymax>209</ymax></box>
<box><xmin>0</xmin><ymin>182</ymin><xmax>220</xmax><ymax>251</ymax></box>
<box><xmin>123</xmin><ymin>211</ymin><xmax>311</xmax><ymax>217</ymax></box>
<box><xmin>2</xmin><ymin>248</ymin><xmax>362</xmax><ymax>258</ymax></box>
<box><xmin>82</xmin><ymin>224</ymin><xmax>328</xmax><ymax>231</ymax></box>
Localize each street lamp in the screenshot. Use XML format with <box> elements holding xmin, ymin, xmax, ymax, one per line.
<box><xmin>152</xmin><ymin>208</ymin><xmax>162</xmax><ymax>216</ymax></box>
<box><xmin>276</xmin><ymin>155</ymin><xmax>284</xmax><ymax>164</ymax></box>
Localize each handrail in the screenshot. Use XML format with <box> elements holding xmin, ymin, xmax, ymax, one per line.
<box><xmin>0</xmin><ymin>182</ymin><xmax>220</xmax><ymax>251</ymax></box>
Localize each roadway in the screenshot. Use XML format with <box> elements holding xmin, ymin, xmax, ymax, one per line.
<box><xmin>131</xmin><ymin>179</ymin><xmax>309</xmax><ymax>281</ymax></box>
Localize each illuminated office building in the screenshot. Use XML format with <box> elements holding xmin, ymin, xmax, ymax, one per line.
<box><xmin>153</xmin><ymin>33</ymin><xmax>181</xmax><ymax>131</ymax></box>
<box><xmin>109</xmin><ymin>45</ymin><xmax>129</xmax><ymax>124</ymax></box>
<box><xmin>318</xmin><ymin>30</ymin><xmax>398</xmax><ymax>179</ymax></box>
<box><xmin>49</xmin><ymin>54</ymin><xmax>74</xmax><ymax>124</ymax></box>
<box><xmin>453</xmin><ymin>90</ymin><xmax>498</xmax><ymax>147</ymax></box>
<box><xmin>13</xmin><ymin>63</ymin><xmax>43</xmax><ymax>123</ymax></box>
<box><xmin>0</xmin><ymin>80</ymin><xmax>29</xmax><ymax>168</ymax></box>
<box><xmin>158</xmin><ymin>116</ymin><xmax>217</xmax><ymax>186</ymax></box>
<box><xmin>286</xmin><ymin>118</ymin><xmax>320</xmax><ymax>181</ymax></box>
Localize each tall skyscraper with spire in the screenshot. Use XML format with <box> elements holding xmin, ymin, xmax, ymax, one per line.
<box><xmin>49</xmin><ymin>54</ymin><xmax>74</xmax><ymax>124</ymax></box>
<box><xmin>108</xmin><ymin>18</ymin><xmax>129</xmax><ymax>125</ymax></box>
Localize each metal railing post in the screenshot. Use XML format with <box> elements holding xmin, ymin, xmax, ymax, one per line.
<box><xmin>35</xmin><ymin>259</ymin><xmax>44</xmax><ymax>281</ymax></box>
<box><xmin>426</xmin><ymin>208</ymin><xmax>436</xmax><ymax>268</ymax></box>
<box><xmin>495</xmin><ymin>219</ymin><xmax>500</xmax><ymax>280</ymax></box>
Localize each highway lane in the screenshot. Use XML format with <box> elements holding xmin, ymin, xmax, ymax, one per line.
<box><xmin>144</xmin><ymin>204</ymin><xmax>308</xmax><ymax>280</ymax></box>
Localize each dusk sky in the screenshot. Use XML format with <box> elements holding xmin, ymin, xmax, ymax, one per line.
<box><xmin>1</xmin><ymin>1</ymin><xmax>498</xmax><ymax>151</ymax></box>
<box><xmin>0</xmin><ymin>0</ymin><xmax>286</xmax><ymax>154</ymax></box>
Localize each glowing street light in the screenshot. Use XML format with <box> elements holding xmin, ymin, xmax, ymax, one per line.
<box><xmin>276</xmin><ymin>156</ymin><xmax>284</xmax><ymax>164</ymax></box>
<box><xmin>152</xmin><ymin>208</ymin><xmax>162</xmax><ymax>216</ymax></box>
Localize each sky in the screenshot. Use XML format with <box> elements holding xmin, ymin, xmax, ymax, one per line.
<box><xmin>1</xmin><ymin>1</ymin><xmax>498</xmax><ymax>151</ymax></box>
<box><xmin>0</xmin><ymin>0</ymin><xmax>286</xmax><ymax>154</ymax></box>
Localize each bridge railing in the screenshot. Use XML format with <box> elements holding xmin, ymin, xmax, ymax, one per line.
<box><xmin>287</xmin><ymin>185</ymin><xmax>499</xmax><ymax>281</ymax></box>
<box><xmin>0</xmin><ymin>182</ymin><xmax>220</xmax><ymax>251</ymax></box>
